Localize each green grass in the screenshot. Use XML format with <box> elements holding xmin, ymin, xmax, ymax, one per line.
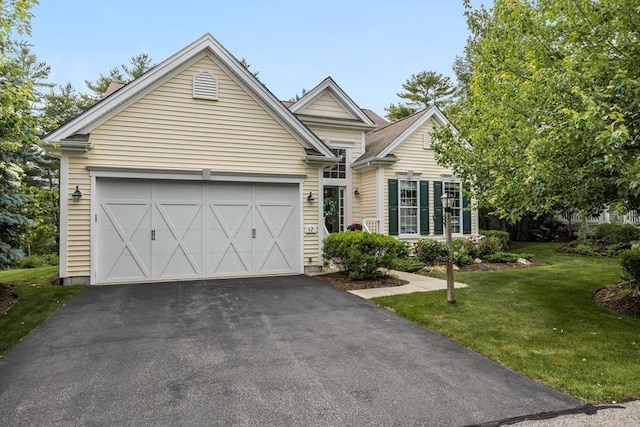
<box><xmin>375</xmin><ymin>243</ymin><xmax>640</xmax><ymax>404</ymax></box>
<box><xmin>0</xmin><ymin>266</ymin><xmax>83</xmax><ymax>356</ymax></box>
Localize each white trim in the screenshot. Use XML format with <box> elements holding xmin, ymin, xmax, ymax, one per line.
<box><xmin>376</xmin><ymin>166</ymin><xmax>385</xmax><ymax>234</ymax></box>
<box><xmin>317</xmin><ymin>167</ymin><xmax>324</xmax><ymax>265</ymax></box>
<box><xmin>378</xmin><ymin>105</ymin><xmax>455</xmax><ymax>158</ymax></box>
<box><xmin>88</xmin><ymin>166</ymin><xmax>305</xmax><ymax>184</ymax></box>
<box><xmin>59</xmin><ymin>153</ymin><xmax>69</xmax><ymax>279</ymax></box>
<box><xmin>289</xmin><ymin>77</ymin><xmax>375</xmax><ymax>126</ymax></box>
<box><xmin>361</xmin><ymin>133</ymin><xmax>366</xmax><ymax>155</ymax></box>
<box><xmin>298</xmin><ymin>181</ymin><xmax>305</xmax><ymax>274</ymax></box>
<box><xmin>90</xmin><ymin>174</ymin><xmax>97</xmax><ymax>285</ymax></box>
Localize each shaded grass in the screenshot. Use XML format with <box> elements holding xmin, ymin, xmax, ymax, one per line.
<box><xmin>375</xmin><ymin>243</ymin><xmax>640</xmax><ymax>404</ymax></box>
<box><xmin>0</xmin><ymin>266</ymin><xmax>83</xmax><ymax>356</ymax></box>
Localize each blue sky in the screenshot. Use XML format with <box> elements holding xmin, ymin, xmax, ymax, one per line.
<box><xmin>30</xmin><ymin>0</ymin><xmax>485</xmax><ymax>115</ymax></box>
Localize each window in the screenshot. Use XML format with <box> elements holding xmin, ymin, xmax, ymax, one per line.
<box><xmin>443</xmin><ymin>181</ymin><xmax>462</xmax><ymax>234</ymax></box>
<box><xmin>323</xmin><ymin>148</ymin><xmax>346</xmax><ymax>179</ymax></box>
<box><xmin>399</xmin><ymin>180</ymin><xmax>418</xmax><ymax>235</ymax></box>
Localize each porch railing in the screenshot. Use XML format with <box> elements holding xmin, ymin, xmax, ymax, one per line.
<box><xmin>362</xmin><ymin>218</ymin><xmax>380</xmax><ymax>233</ymax></box>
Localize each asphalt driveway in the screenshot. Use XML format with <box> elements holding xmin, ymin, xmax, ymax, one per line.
<box><xmin>0</xmin><ymin>276</ymin><xmax>584</xmax><ymax>426</ymax></box>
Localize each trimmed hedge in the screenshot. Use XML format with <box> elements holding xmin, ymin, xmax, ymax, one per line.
<box><xmin>479</xmin><ymin>230</ymin><xmax>509</xmax><ymax>250</ymax></box>
<box><xmin>323</xmin><ymin>232</ymin><xmax>403</xmax><ymax>280</ymax></box>
<box><xmin>414</xmin><ymin>239</ymin><xmax>449</xmax><ymax>265</ymax></box>
<box><xmin>619</xmin><ymin>248</ymin><xmax>640</xmax><ymax>288</ymax></box>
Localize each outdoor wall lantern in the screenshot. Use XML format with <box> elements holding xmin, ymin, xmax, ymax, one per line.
<box><xmin>354</xmin><ymin>188</ymin><xmax>360</xmax><ymax>197</ymax></box>
<box><xmin>440</xmin><ymin>192</ymin><xmax>455</xmax><ymax>304</ymax></box>
<box><xmin>307</xmin><ymin>192</ymin><xmax>315</xmax><ymax>204</ymax></box>
<box><xmin>72</xmin><ymin>186</ymin><xmax>82</xmax><ymax>203</ymax></box>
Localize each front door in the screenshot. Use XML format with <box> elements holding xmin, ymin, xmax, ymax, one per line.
<box><xmin>323</xmin><ymin>186</ymin><xmax>344</xmax><ymax>233</ymax></box>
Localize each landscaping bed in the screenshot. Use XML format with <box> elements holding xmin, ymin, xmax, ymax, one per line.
<box><xmin>314</xmin><ymin>272</ymin><xmax>407</xmax><ymax>291</ymax></box>
<box><xmin>594</xmin><ymin>281</ymin><xmax>640</xmax><ymax>318</ymax></box>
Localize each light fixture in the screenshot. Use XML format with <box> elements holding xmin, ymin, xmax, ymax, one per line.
<box><xmin>354</xmin><ymin>188</ymin><xmax>360</xmax><ymax>197</ymax></box>
<box><xmin>307</xmin><ymin>192</ymin><xmax>315</xmax><ymax>204</ymax></box>
<box><xmin>72</xmin><ymin>186</ymin><xmax>82</xmax><ymax>202</ymax></box>
<box><xmin>441</xmin><ymin>192</ymin><xmax>452</xmax><ymax>209</ymax></box>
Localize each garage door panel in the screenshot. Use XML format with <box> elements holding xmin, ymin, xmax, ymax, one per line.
<box><xmin>98</xmin><ymin>199</ymin><xmax>152</xmax><ymax>283</ymax></box>
<box><xmin>153</xmin><ymin>201</ymin><xmax>203</xmax><ymax>277</ymax></box>
<box><xmin>206</xmin><ymin>202</ymin><xmax>252</xmax><ymax>276</ymax></box>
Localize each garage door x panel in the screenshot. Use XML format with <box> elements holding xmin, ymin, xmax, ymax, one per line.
<box><xmin>206</xmin><ymin>202</ymin><xmax>252</xmax><ymax>276</ymax></box>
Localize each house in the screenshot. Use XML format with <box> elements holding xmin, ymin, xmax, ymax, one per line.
<box><xmin>45</xmin><ymin>33</ymin><xmax>478</xmax><ymax>286</ymax></box>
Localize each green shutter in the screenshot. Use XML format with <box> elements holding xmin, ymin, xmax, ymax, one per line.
<box><xmin>434</xmin><ymin>181</ymin><xmax>443</xmax><ymax>235</ymax></box>
<box><xmin>388</xmin><ymin>179</ymin><xmax>398</xmax><ymax>235</ymax></box>
<box><xmin>419</xmin><ymin>181</ymin><xmax>429</xmax><ymax>235</ymax></box>
<box><xmin>463</xmin><ymin>182</ymin><xmax>471</xmax><ymax>234</ymax></box>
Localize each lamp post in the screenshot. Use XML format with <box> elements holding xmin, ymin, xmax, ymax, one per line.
<box><xmin>441</xmin><ymin>193</ymin><xmax>455</xmax><ymax>304</ymax></box>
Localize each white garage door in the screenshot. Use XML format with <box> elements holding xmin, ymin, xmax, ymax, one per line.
<box><xmin>96</xmin><ymin>179</ymin><xmax>300</xmax><ymax>284</ymax></box>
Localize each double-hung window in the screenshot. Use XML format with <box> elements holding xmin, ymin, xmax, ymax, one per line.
<box><xmin>443</xmin><ymin>181</ymin><xmax>462</xmax><ymax>234</ymax></box>
<box><xmin>399</xmin><ymin>180</ymin><xmax>418</xmax><ymax>235</ymax></box>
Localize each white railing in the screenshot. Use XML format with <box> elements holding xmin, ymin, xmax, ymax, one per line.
<box><xmin>362</xmin><ymin>218</ymin><xmax>380</xmax><ymax>233</ymax></box>
<box><xmin>558</xmin><ymin>210</ymin><xmax>639</xmax><ymax>226</ymax></box>
<box><xmin>625</xmin><ymin>210</ymin><xmax>640</xmax><ymax>224</ymax></box>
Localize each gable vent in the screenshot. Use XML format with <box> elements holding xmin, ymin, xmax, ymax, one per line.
<box><xmin>423</xmin><ymin>132</ymin><xmax>432</xmax><ymax>149</ymax></box>
<box><xmin>193</xmin><ymin>70</ymin><xmax>218</xmax><ymax>100</ymax></box>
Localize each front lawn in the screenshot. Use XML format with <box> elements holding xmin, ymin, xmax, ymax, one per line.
<box><xmin>374</xmin><ymin>243</ymin><xmax>640</xmax><ymax>404</ymax></box>
<box><xmin>0</xmin><ymin>266</ymin><xmax>83</xmax><ymax>356</ymax></box>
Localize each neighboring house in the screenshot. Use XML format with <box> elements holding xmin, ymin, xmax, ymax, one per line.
<box><xmin>45</xmin><ymin>33</ymin><xmax>477</xmax><ymax>286</ymax></box>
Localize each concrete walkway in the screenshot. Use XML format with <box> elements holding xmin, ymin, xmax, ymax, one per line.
<box><xmin>348</xmin><ymin>269</ymin><xmax>467</xmax><ymax>299</ymax></box>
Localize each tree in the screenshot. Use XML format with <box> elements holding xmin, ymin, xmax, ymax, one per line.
<box><xmin>0</xmin><ymin>0</ymin><xmax>47</xmax><ymax>267</ymax></box>
<box><xmin>288</xmin><ymin>87</ymin><xmax>309</xmax><ymax>102</ymax></box>
<box><xmin>385</xmin><ymin>70</ymin><xmax>456</xmax><ymax>121</ymax></box>
<box><xmin>239</xmin><ymin>57</ymin><xmax>262</xmax><ymax>82</ymax></box>
<box><xmin>85</xmin><ymin>53</ymin><xmax>155</xmax><ymax>100</ymax></box>
<box><xmin>384</xmin><ymin>102</ymin><xmax>418</xmax><ymax>122</ymax></box>
<box><xmin>433</xmin><ymin>0</ymin><xmax>640</xmax><ymax>222</ymax></box>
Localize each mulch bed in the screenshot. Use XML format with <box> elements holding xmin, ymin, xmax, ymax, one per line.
<box><xmin>593</xmin><ymin>281</ymin><xmax>640</xmax><ymax>318</ymax></box>
<box><xmin>0</xmin><ymin>284</ymin><xmax>18</xmax><ymax>314</ymax></box>
<box><xmin>314</xmin><ymin>272</ymin><xmax>408</xmax><ymax>291</ymax></box>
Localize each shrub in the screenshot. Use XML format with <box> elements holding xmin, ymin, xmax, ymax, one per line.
<box><xmin>479</xmin><ymin>230</ymin><xmax>509</xmax><ymax>250</ymax></box>
<box><xmin>486</xmin><ymin>252</ymin><xmax>534</xmax><ymax>263</ymax></box>
<box><xmin>595</xmin><ymin>223</ymin><xmax>640</xmax><ymax>245</ymax></box>
<box><xmin>394</xmin><ymin>257</ymin><xmax>426</xmax><ymax>273</ymax></box>
<box><xmin>619</xmin><ymin>248</ymin><xmax>640</xmax><ymax>288</ymax></box>
<box><xmin>395</xmin><ymin>241</ymin><xmax>413</xmax><ymax>259</ymax></box>
<box><xmin>476</xmin><ymin>235</ymin><xmax>504</xmax><ymax>258</ymax></box>
<box><xmin>452</xmin><ymin>238</ymin><xmax>475</xmax><ymax>265</ymax></box>
<box><xmin>323</xmin><ymin>232</ymin><xmax>402</xmax><ymax>280</ymax></box>
<box><xmin>11</xmin><ymin>253</ymin><xmax>59</xmax><ymax>269</ymax></box>
<box><xmin>414</xmin><ymin>239</ymin><xmax>449</xmax><ymax>265</ymax></box>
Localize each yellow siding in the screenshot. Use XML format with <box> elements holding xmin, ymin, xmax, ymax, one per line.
<box><xmin>299</xmin><ymin>91</ymin><xmax>357</xmax><ymax>120</ymax></box>
<box><xmin>65</xmin><ymin>55</ymin><xmax>322</xmax><ymax>277</ymax></box>
<box><xmin>359</xmin><ymin>169</ymin><xmax>377</xmax><ymax>221</ymax></box>
<box><xmin>384</xmin><ymin>118</ymin><xmax>477</xmax><ymax>238</ymax></box>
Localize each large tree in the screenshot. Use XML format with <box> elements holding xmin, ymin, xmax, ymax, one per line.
<box><xmin>384</xmin><ymin>70</ymin><xmax>456</xmax><ymax>121</ymax></box>
<box><xmin>433</xmin><ymin>0</ymin><xmax>640</xmax><ymax>222</ymax></box>
<box><xmin>0</xmin><ymin>0</ymin><xmax>47</xmax><ymax>267</ymax></box>
<box><xmin>85</xmin><ymin>53</ymin><xmax>155</xmax><ymax>100</ymax></box>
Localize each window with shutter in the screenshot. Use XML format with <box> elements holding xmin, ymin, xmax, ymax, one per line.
<box><xmin>193</xmin><ymin>70</ymin><xmax>218</xmax><ymax>100</ymax></box>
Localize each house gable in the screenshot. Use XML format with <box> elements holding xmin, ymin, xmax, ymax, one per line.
<box><xmin>45</xmin><ymin>33</ymin><xmax>334</xmax><ymax>159</ymax></box>
<box><xmin>290</xmin><ymin>77</ymin><xmax>376</xmax><ymax>129</ymax></box>
<box><xmin>87</xmin><ymin>55</ymin><xmax>316</xmax><ymax>172</ymax></box>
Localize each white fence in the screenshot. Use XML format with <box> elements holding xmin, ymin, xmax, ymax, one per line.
<box><xmin>362</xmin><ymin>218</ymin><xmax>380</xmax><ymax>233</ymax></box>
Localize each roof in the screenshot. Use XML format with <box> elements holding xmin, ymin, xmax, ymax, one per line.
<box><xmin>362</xmin><ymin>109</ymin><xmax>389</xmax><ymax>128</ymax></box>
<box><xmin>44</xmin><ymin>33</ymin><xmax>335</xmax><ymax>159</ymax></box>
<box><xmin>356</xmin><ymin>104</ymin><xmax>454</xmax><ymax>164</ymax></box>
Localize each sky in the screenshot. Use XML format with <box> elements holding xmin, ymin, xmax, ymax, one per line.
<box><xmin>29</xmin><ymin>0</ymin><xmax>486</xmax><ymax>116</ymax></box>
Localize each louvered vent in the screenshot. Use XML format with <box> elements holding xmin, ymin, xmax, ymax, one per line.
<box><xmin>193</xmin><ymin>71</ymin><xmax>218</xmax><ymax>100</ymax></box>
<box><xmin>423</xmin><ymin>132</ymin><xmax>432</xmax><ymax>149</ymax></box>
